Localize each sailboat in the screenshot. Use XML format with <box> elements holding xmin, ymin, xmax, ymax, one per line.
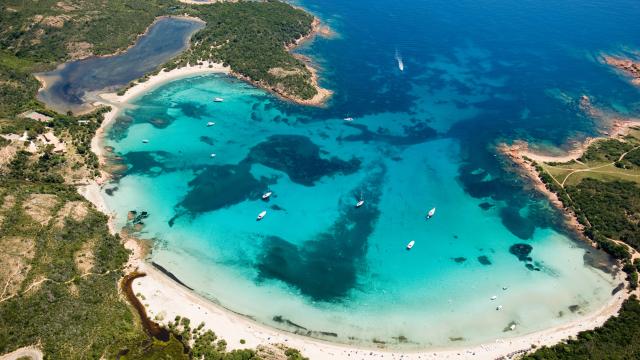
<box><xmin>213</xmin><ymin>97</ymin><xmax>224</xmax><ymax>102</ymax></box>
<box><xmin>395</xmin><ymin>49</ymin><xmax>404</xmax><ymax>72</ymax></box>
<box><xmin>257</xmin><ymin>210</ymin><xmax>267</xmax><ymax>221</ymax></box>
<box><xmin>426</xmin><ymin>207</ymin><xmax>436</xmax><ymax>219</ymax></box>
<box><xmin>206</xmin><ymin>121</ymin><xmax>215</xmax><ymax>127</ymax></box>
<box><xmin>355</xmin><ymin>192</ymin><xmax>364</xmax><ymax>208</ymax></box>
<box><xmin>343</xmin><ymin>117</ymin><xmax>354</xmax><ymax>121</ymax></box>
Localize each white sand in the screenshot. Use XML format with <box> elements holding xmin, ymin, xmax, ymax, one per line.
<box><xmin>131</xmin><ymin>258</ymin><xmax>628</xmax><ymax>360</ymax></box>
<box><xmin>77</xmin><ymin>62</ymin><xmax>635</xmax><ymax>360</ymax></box>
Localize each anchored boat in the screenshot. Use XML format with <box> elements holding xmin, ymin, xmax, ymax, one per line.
<box><xmin>257</xmin><ymin>210</ymin><xmax>267</xmax><ymax>221</ymax></box>
<box><xmin>207</xmin><ymin>121</ymin><xmax>215</xmax><ymax>127</ymax></box>
<box><xmin>262</xmin><ymin>191</ymin><xmax>272</xmax><ymax>200</ymax></box>
<box><xmin>426</xmin><ymin>207</ymin><xmax>436</xmax><ymax>219</ymax></box>
<box><xmin>406</xmin><ymin>240</ymin><xmax>415</xmax><ymax>250</ymax></box>
<box><xmin>214</xmin><ymin>97</ymin><xmax>224</xmax><ymax>102</ymax></box>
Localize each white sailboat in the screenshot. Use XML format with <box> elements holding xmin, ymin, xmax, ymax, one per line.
<box><xmin>355</xmin><ymin>192</ymin><xmax>364</xmax><ymax>208</ymax></box>
<box><xmin>207</xmin><ymin>121</ymin><xmax>215</xmax><ymax>127</ymax></box>
<box><xmin>426</xmin><ymin>207</ymin><xmax>436</xmax><ymax>219</ymax></box>
<box><xmin>406</xmin><ymin>240</ymin><xmax>415</xmax><ymax>250</ymax></box>
<box><xmin>256</xmin><ymin>210</ymin><xmax>267</xmax><ymax>221</ymax></box>
<box><xmin>213</xmin><ymin>97</ymin><xmax>224</xmax><ymax>102</ymax></box>
<box><xmin>262</xmin><ymin>191</ymin><xmax>272</xmax><ymax>200</ymax></box>
<box><xmin>395</xmin><ymin>49</ymin><xmax>404</xmax><ymax>71</ymax></box>
<box><xmin>343</xmin><ymin>117</ymin><xmax>354</xmax><ymax>121</ymax></box>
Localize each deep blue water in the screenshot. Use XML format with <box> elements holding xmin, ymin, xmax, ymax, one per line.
<box><xmin>37</xmin><ymin>17</ymin><xmax>203</xmax><ymax>113</ymax></box>
<box><xmin>102</xmin><ymin>0</ymin><xmax>640</xmax><ymax>348</ymax></box>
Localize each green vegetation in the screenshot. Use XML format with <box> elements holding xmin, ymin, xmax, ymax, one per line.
<box><xmin>525</xmin><ymin>296</ymin><xmax>640</xmax><ymax>359</ymax></box>
<box><xmin>0</xmin><ymin>0</ymin><xmax>318</xmax><ymax>120</ymax></box>
<box><xmin>175</xmin><ymin>1</ymin><xmax>317</xmax><ymax>100</ymax></box>
<box><xmin>566</xmin><ymin>179</ymin><xmax>640</xmax><ymax>251</ymax></box>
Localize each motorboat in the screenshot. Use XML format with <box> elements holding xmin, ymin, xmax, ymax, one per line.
<box><xmin>214</xmin><ymin>97</ymin><xmax>224</xmax><ymax>102</ymax></box>
<box><xmin>207</xmin><ymin>121</ymin><xmax>215</xmax><ymax>127</ymax></box>
<box><xmin>426</xmin><ymin>207</ymin><xmax>436</xmax><ymax>219</ymax></box>
<box><xmin>142</xmin><ymin>139</ymin><xmax>149</xmax><ymax>144</ymax></box>
<box><xmin>490</xmin><ymin>295</ymin><xmax>497</xmax><ymax>300</ymax></box>
<box><xmin>355</xmin><ymin>199</ymin><xmax>364</xmax><ymax>208</ymax></box>
<box><xmin>262</xmin><ymin>191</ymin><xmax>272</xmax><ymax>200</ymax></box>
<box><xmin>395</xmin><ymin>49</ymin><xmax>404</xmax><ymax>71</ymax></box>
<box><xmin>210</xmin><ymin>153</ymin><xmax>217</xmax><ymax>158</ymax></box>
<box><xmin>406</xmin><ymin>240</ymin><xmax>415</xmax><ymax>250</ymax></box>
<box><xmin>257</xmin><ymin>210</ymin><xmax>267</xmax><ymax>221</ymax></box>
<box><xmin>343</xmin><ymin>117</ymin><xmax>354</xmax><ymax>121</ymax></box>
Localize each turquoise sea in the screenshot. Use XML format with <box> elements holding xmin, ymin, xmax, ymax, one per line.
<box><xmin>102</xmin><ymin>0</ymin><xmax>640</xmax><ymax>349</ymax></box>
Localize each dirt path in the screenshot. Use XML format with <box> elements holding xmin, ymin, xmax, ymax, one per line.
<box><xmin>558</xmin><ymin>145</ymin><xmax>640</xmax><ymax>186</ymax></box>
<box><xmin>0</xmin><ymin>269</ymin><xmax>117</xmax><ymax>304</ymax></box>
<box><xmin>0</xmin><ymin>346</ymin><xmax>43</xmax><ymax>360</ymax></box>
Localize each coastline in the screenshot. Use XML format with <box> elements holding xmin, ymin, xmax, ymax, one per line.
<box><xmin>128</xmin><ymin>255</ymin><xmax>627</xmax><ymax>360</ymax></box>
<box><xmin>230</xmin><ymin>17</ymin><xmax>333</xmax><ymax>107</ymax></box>
<box><xmin>77</xmin><ymin>66</ymin><xmax>631</xmax><ymax>359</ymax></box>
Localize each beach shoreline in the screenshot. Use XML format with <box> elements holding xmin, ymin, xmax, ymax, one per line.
<box><xmin>75</xmin><ymin>62</ymin><xmax>632</xmax><ymax>360</ymax></box>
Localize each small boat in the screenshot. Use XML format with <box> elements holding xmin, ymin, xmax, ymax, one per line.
<box><xmin>496</xmin><ymin>305</ymin><xmax>503</xmax><ymax>311</ymax></box>
<box><xmin>502</xmin><ymin>286</ymin><xmax>508</xmax><ymax>291</ymax></box>
<box><xmin>213</xmin><ymin>97</ymin><xmax>224</xmax><ymax>102</ymax></box>
<box><xmin>210</xmin><ymin>153</ymin><xmax>217</xmax><ymax>158</ymax></box>
<box><xmin>343</xmin><ymin>117</ymin><xmax>354</xmax><ymax>121</ymax></box>
<box><xmin>262</xmin><ymin>191</ymin><xmax>272</xmax><ymax>200</ymax></box>
<box><xmin>490</xmin><ymin>295</ymin><xmax>497</xmax><ymax>300</ymax></box>
<box><xmin>207</xmin><ymin>121</ymin><xmax>215</xmax><ymax>127</ymax></box>
<box><xmin>256</xmin><ymin>210</ymin><xmax>267</xmax><ymax>221</ymax></box>
<box><xmin>426</xmin><ymin>207</ymin><xmax>436</xmax><ymax>219</ymax></box>
<box><xmin>509</xmin><ymin>324</ymin><xmax>517</xmax><ymax>331</ymax></box>
<box><xmin>406</xmin><ymin>240</ymin><xmax>415</xmax><ymax>250</ymax></box>
<box><xmin>395</xmin><ymin>49</ymin><xmax>404</xmax><ymax>72</ymax></box>
<box><xmin>142</xmin><ymin>139</ymin><xmax>149</xmax><ymax>144</ymax></box>
<box><xmin>355</xmin><ymin>192</ymin><xmax>364</xmax><ymax>208</ymax></box>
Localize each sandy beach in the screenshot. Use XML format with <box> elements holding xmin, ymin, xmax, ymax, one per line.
<box><xmin>73</xmin><ymin>62</ymin><xmax>635</xmax><ymax>360</ymax></box>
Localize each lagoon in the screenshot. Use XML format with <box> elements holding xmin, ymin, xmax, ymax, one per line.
<box><xmin>37</xmin><ymin>17</ymin><xmax>203</xmax><ymax>114</ymax></box>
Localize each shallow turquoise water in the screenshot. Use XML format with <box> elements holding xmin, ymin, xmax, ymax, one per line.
<box><xmin>102</xmin><ymin>0</ymin><xmax>640</xmax><ymax>349</ymax></box>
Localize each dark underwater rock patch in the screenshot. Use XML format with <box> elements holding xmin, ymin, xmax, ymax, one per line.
<box><xmin>477</xmin><ymin>255</ymin><xmax>492</xmax><ymax>265</ymax></box>
<box><xmin>500</xmin><ymin>206</ymin><xmax>535</xmax><ymax>240</ymax></box>
<box><xmin>340</xmin><ymin>122</ymin><xmax>437</xmax><ymax>146</ymax></box>
<box><xmin>177</xmin><ymin>101</ymin><xmax>206</xmax><ymax>119</ymax></box>
<box><xmin>509</xmin><ymin>243</ymin><xmax>541</xmax><ymax>271</ymax></box>
<box><xmin>247</xmin><ymin>135</ymin><xmax>361</xmax><ymax>186</ymax></box>
<box><xmin>123</xmin><ymin>151</ymin><xmax>173</xmax><ymax>176</ymax></box>
<box><xmin>479</xmin><ymin>202</ymin><xmax>494</xmax><ymax>210</ymax></box>
<box><xmin>199</xmin><ymin>136</ymin><xmax>215</xmax><ymax>146</ymax></box>
<box><xmin>256</xmin><ymin>172</ymin><xmax>384</xmax><ymax>301</ymax></box>
<box><xmin>178</xmin><ymin>162</ymin><xmax>267</xmax><ymax>214</ymax></box>
<box><xmin>148</xmin><ymin>117</ymin><xmax>172</xmax><ymax>129</ymax></box>
<box><xmin>509</xmin><ymin>243</ymin><xmax>532</xmax><ymax>262</ymax></box>
<box><xmin>452</xmin><ymin>257</ymin><xmax>467</xmax><ymax>263</ymax></box>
